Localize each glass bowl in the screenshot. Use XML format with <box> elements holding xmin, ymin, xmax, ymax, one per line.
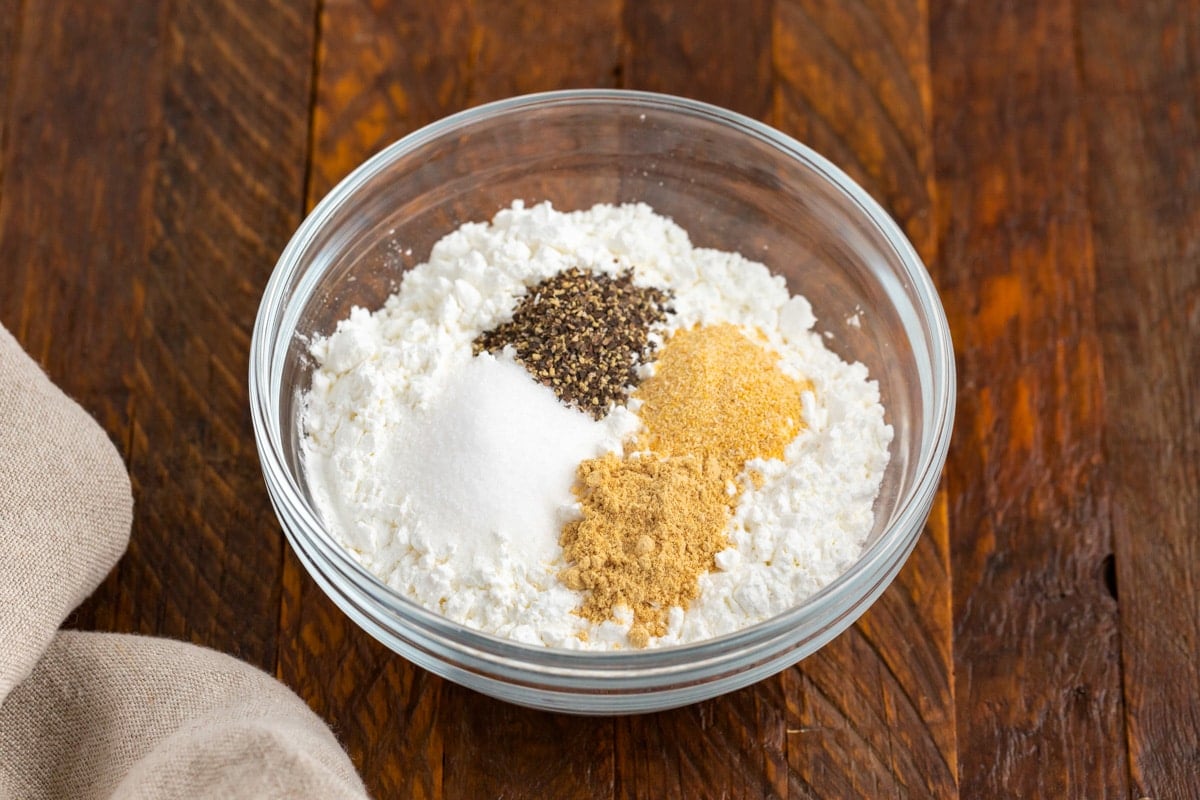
<box><xmin>250</xmin><ymin>90</ymin><xmax>954</xmax><ymax>714</ymax></box>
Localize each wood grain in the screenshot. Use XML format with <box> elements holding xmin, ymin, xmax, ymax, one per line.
<box><xmin>1080</xmin><ymin>2</ymin><xmax>1200</xmax><ymax>796</ymax></box>
<box><xmin>773</xmin><ymin>0</ymin><xmax>935</xmax><ymax>253</ymax></box>
<box><xmin>0</xmin><ymin>0</ymin><xmax>161</xmax><ymax>431</ymax></box>
<box><xmin>773</xmin><ymin>0</ymin><xmax>957</xmax><ymax>794</ymax></box>
<box><xmin>6</xmin><ymin>1</ymin><xmax>1200</xmax><ymax>796</ymax></box>
<box><xmin>464</xmin><ymin>0</ymin><xmax>624</xmax><ymax>104</ymax></box>
<box><xmin>74</xmin><ymin>0</ymin><xmax>315</xmax><ymax>668</ymax></box>
<box><xmin>442</xmin><ymin>684</ymin><xmax>615</xmax><ymax>799</ymax></box>
<box><xmin>0</xmin><ymin>0</ymin><xmax>166</xmax><ymax>649</ymax></box>
<box><xmin>0</xmin><ymin>0</ymin><xmax>24</xmax><ymax>198</ymax></box>
<box><xmin>615</xmin><ymin>687</ymin><xmax>788</xmax><ymax>800</ymax></box>
<box><xmin>624</xmin><ymin>0</ymin><xmax>773</xmax><ymax>119</ymax></box>
<box><xmin>0</xmin><ymin>0</ymin><xmax>316</xmax><ymax>669</ymax></box>
<box><xmin>308</xmin><ymin>0</ymin><xmax>624</xmax><ymax>201</ymax></box>
<box><xmin>306</xmin><ymin>0</ymin><xmax>473</xmax><ymax>201</ymax></box>
<box><xmin>929</xmin><ymin>1</ymin><xmax>1129</xmax><ymax>796</ymax></box>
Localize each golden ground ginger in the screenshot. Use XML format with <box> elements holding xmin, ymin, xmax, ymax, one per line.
<box><xmin>560</xmin><ymin>323</ymin><xmax>811</xmax><ymax>646</ymax></box>
<box><xmin>559</xmin><ymin>453</ymin><xmax>729</xmax><ymax>647</ymax></box>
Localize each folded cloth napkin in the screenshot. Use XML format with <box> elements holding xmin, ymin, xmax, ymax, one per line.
<box><xmin>0</xmin><ymin>325</ymin><xmax>132</xmax><ymax>700</ymax></box>
<box><xmin>0</xmin><ymin>324</ymin><xmax>368</xmax><ymax>799</ymax></box>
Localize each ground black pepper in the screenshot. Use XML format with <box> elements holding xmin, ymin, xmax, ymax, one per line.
<box><xmin>473</xmin><ymin>267</ymin><xmax>671</xmax><ymax>418</ymax></box>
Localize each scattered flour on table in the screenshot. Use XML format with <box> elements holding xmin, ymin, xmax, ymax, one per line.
<box><xmin>300</xmin><ymin>201</ymin><xmax>893</xmax><ymax>649</ymax></box>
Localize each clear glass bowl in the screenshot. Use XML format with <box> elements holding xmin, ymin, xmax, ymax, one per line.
<box><xmin>250</xmin><ymin>90</ymin><xmax>954</xmax><ymax>714</ymax></box>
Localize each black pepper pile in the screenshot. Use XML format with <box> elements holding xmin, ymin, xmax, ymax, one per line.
<box><xmin>474</xmin><ymin>267</ymin><xmax>671</xmax><ymax>419</ymax></box>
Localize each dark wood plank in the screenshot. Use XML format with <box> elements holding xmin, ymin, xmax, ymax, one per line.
<box><xmin>615</xmin><ymin>688</ymin><xmax>788</xmax><ymax>800</ymax></box>
<box><xmin>1080</xmin><ymin>2</ymin><xmax>1200</xmax><ymax>797</ymax></box>
<box><xmin>929</xmin><ymin>1</ymin><xmax>1129</xmax><ymax>796</ymax></box>
<box><xmin>306</xmin><ymin>0</ymin><xmax>474</xmax><ymax>201</ymax></box>
<box><xmin>288</xmin><ymin>2</ymin><xmax>625</xmax><ymax>797</ymax></box>
<box><xmin>464</xmin><ymin>0</ymin><xmax>624</xmax><ymax>104</ymax></box>
<box><xmin>772</xmin><ymin>0</ymin><xmax>935</xmax><ymax>253</ymax></box>
<box><xmin>81</xmin><ymin>0</ymin><xmax>316</xmax><ymax>669</ymax></box>
<box><xmin>0</xmin><ymin>0</ymin><xmax>316</xmax><ymax>671</ymax></box>
<box><xmin>442</xmin><ymin>683</ymin><xmax>616</xmax><ymax>800</ymax></box>
<box><xmin>0</xmin><ymin>0</ymin><xmax>161</xmax><ymax>433</ymax></box>
<box><xmin>307</xmin><ymin>0</ymin><xmax>624</xmax><ymax>201</ymax></box>
<box><xmin>624</xmin><ymin>0</ymin><xmax>773</xmax><ymax>119</ymax></box>
<box><xmin>0</xmin><ymin>0</ymin><xmax>316</xmax><ymax>670</ymax></box>
<box><xmin>0</xmin><ymin>0</ymin><xmax>24</xmax><ymax>195</ymax></box>
<box><xmin>771</xmin><ymin>2</ymin><xmax>957</xmax><ymax>796</ymax></box>
<box><xmin>0</xmin><ymin>0</ymin><xmax>165</xmax><ymax>641</ymax></box>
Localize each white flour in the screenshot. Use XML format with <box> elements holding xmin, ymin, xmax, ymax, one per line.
<box><xmin>301</xmin><ymin>201</ymin><xmax>892</xmax><ymax>649</ymax></box>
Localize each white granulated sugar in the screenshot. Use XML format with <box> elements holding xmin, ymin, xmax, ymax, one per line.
<box><xmin>301</xmin><ymin>201</ymin><xmax>892</xmax><ymax>650</ymax></box>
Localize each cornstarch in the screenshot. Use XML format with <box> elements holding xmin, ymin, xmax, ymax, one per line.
<box><xmin>300</xmin><ymin>201</ymin><xmax>893</xmax><ymax>649</ymax></box>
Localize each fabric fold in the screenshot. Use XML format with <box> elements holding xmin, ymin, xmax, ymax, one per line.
<box><xmin>0</xmin><ymin>325</ymin><xmax>133</xmax><ymax>703</ymax></box>
<box><xmin>0</xmin><ymin>324</ymin><xmax>368</xmax><ymax>798</ymax></box>
<box><xmin>0</xmin><ymin>631</ymin><xmax>367</xmax><ymax>800</ymax></box>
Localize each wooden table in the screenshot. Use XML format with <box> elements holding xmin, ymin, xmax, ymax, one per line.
<box><xmin>2</xmin><ymin>1</ymin><xmax>1197</xmax><ymax>797</ymax></box>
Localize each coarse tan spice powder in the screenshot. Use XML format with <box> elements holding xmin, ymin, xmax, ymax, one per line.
<box><xmin>559</xmin><ymin>453</ymin><xmax>730</xmax><ymax>647</ymax></box>
<box><xmin>561</xmin><ymin>323</ymin><xmax>812</xmax><ymax>646</ymax></box>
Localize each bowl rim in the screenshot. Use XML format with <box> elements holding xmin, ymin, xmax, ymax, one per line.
<box><xmin>250</xmin><ymin>88</ymin><xmax>956</xmax><ymax>672</ymax></box>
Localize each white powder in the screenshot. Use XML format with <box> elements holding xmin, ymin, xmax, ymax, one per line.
<box><xmin>301</xmin><ymin>201</ymin><xmax>892</xmax><ymax>650</ymax></box>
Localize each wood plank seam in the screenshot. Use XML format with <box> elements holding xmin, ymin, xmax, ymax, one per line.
<box><xmin>1069</xmin><ymin>5</ymin><xmax>1137</xmax><ymax>794</ymax></box>
<box><xmin>1078</xmin><ymin>1</ymin><xmax>1200</xmax><ymax>794</ymax></box>
<box><xmin>931</xmin><ymin>0</ymin><xmax>1130</xmax><ymax>794</ymax></box>
<box><xmin>0</xmin><ymin>0</ymin><xmax>28</xmax><ymax>212</ymax></box>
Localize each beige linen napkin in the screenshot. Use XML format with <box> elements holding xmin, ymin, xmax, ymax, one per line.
<box><xmin>0</xmin><ymin>325</ymin><xmax>368</xmax><ymax>799</ymax></box>
<box><xmin>0</xmin><ymin>325</ymin><xmax>132</xmax><ymax>700</ymax></box>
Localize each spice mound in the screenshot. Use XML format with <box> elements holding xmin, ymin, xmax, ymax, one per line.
<box><xmin>561</xmin><ymin>324</ymin><xmax>811</xmax><ymax>647</ymax></box>
<box><xmin>475</xmin><ymin>267</ymin><xmax>671</xmax><ymax>419</ymax></box>
<box><xmin>635</xmin><ymin>324</ymin><xmax>809</xmax><ymax>469</ymax></box>
<box><xmin>562</xmin><ymin>453</ymin><xmax>730</xmax><ymax>648</ymax></box>
<box><xmin>300</xmin><ymin>201</ymin><xmax>893</xmax><ymax>650</ymax></box>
